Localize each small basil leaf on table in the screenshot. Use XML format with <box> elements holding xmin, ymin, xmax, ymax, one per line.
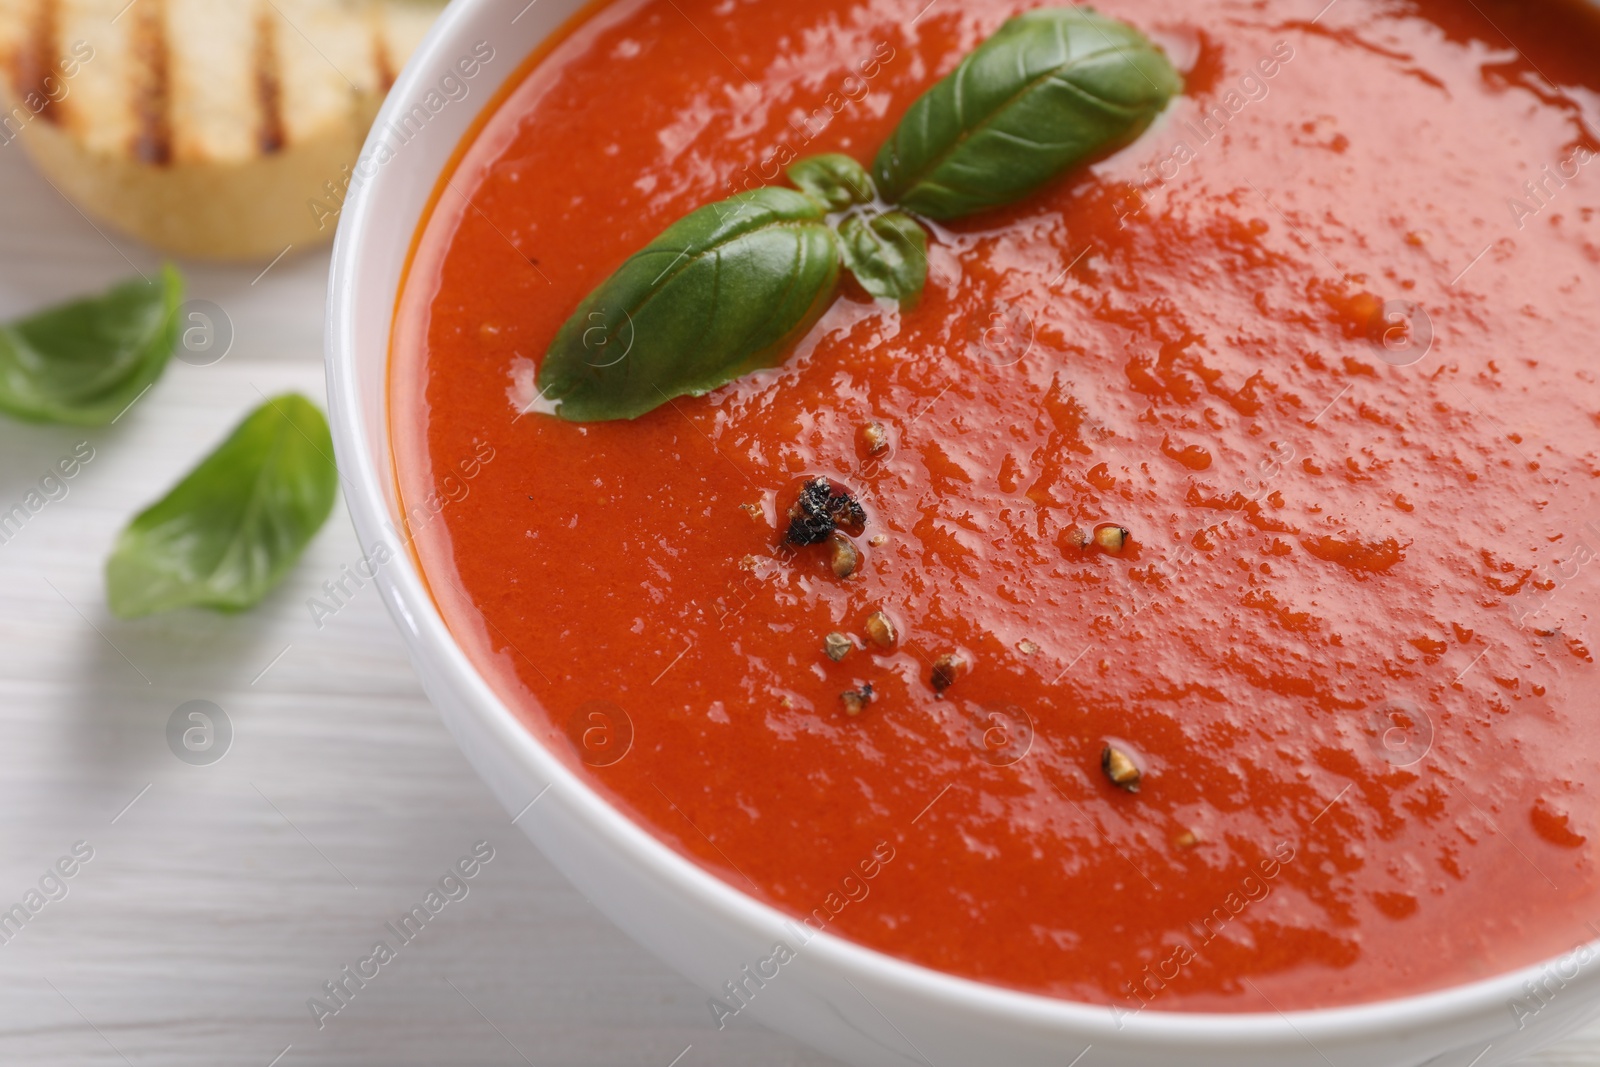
<box><xmin>839</xmin><ymin>211</ymin><xmax>929</xmax><ymax>307</ymax></box>
<box><xmin>0</xmin><ymin>264</ymin><xmax>182</xmax><ymax>425</ymax></box>
<box><xmin>788</xmin><ymin>153</ymin><xmax>876</xmax><ymax>210</ymax></box>
<box><xmin>874</xmin><ymin>7</ymin><xmax>1182</xmax><ymax>220</ymax></box>
<box><xmin>537</xmin><ymin>187</ymin><xmax>841</xmax><ymax>421</ymax></box>
<box><xmin>105</xmin><ymin>393</ymin><xmax>339</xmax><ymax>619</ymax></box>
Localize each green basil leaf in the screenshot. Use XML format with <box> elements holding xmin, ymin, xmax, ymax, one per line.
<box><xmin>106</xmin><ymin>393</ymin><xmax>339</xmax><ymax>619</ymax></box>
<box><xmin>874</xmin><ymin>7</ymin><xmax>1182</xmax><ymax>220</ymax></box>
<box><xmin>839</xmin><ymin>211</ymin><xmax>929</xmax><ymax>307</ymax></box>
<box><xmin>788</xmin><ymin>153</ymin><xmax>876</xmax><ymax>210</ymax></box>
<box><xmin>537</xmin><ymin>188</ymin><xmax>842</xmax><ymax>421</ymax></box>
<box><xmin>0</xmin><ymin>264</ymin><xmax>182</xmax><ymax>425</ymax></box>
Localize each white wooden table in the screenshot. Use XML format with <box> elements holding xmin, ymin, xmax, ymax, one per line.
<box><xmin>0</xmin><ymin>141</ymin><xmax>1593</xmax><ymax>1067</ymax></box>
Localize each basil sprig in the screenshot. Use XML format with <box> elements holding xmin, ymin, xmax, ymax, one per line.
<box><xmin>536</xmin><ymin>188</ymin><xmax>841</xmax><ymax>422</ymax></box>
<box><xmin>105</xmin><ymin>393</ymin><xmax>339</xmax><ymax>618</ymax></box>
<box><xmin>874</xmin><ymin>8</ymin><xmax>1182</xmax><ymax>219</ymax></box>
<box><xmin>788</xmin><ymin>155</ymin><xmax>930</xmax><ymax>307</ymax></box>
<box><xmin>838</xmin><ymin>212</ymin><xmax>928</xmax><ymax>307</ymax></box>
<box><xmin>0</xmin><ymin>265</ymin><xmax>182</xmax><ymax>425</ymax></box>
<box><xmin>788</xmin><ymin>153</ymin><xmax>876</xmax><ymax>210</ymax></box>
<box><xmin>537</xmin><ymin>7</ymin><xmax>1179</xmax><ymax>421</ymax></box>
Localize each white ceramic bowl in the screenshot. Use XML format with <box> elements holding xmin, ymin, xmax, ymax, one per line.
<box><xmin>325</xmin><ymin>2</ymin><xmax>1600</xmax><ymax>1063</ymax></box>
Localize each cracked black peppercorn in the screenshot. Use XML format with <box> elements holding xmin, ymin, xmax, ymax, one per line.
<box><xmin>785</xmin><ymin>477</ymin><xmax>866</xmax><ymax>546</ymax></box>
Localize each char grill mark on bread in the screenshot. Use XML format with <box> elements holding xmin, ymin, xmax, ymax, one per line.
<box><xmin>254</xmin><ymin>6</ymin><xmax>285</xmax><ymax>154</ymax></box>
<box><xmin>15</xmin><ymin>0</ymin><xmax>61</xmax><ymax>125</ymax></box>
<box><xmin>371</xmin><ymin>5</ymin><xmax>395</xmax><ymax>92</ymax></box>
<box><xmin>130</xmin><ymin>0</ymin><xmax>171</xmax><ymax>164</ymax></box>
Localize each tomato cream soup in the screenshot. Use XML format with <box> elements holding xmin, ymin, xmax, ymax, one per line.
<box><xmin>392</xmin><ymin>0</ymin><xmax>1600</xmax><ymax>1012</ymax></box>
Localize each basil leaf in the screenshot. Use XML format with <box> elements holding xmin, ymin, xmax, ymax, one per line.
<box><xmin>106</xmin><ymin>393</ymin><xmax>339</xmax><ymax>619</ymax></box>
<box><xmin>874</xmin><ymin>7</ymin><xmax>1182</xmax><ymax>220</ymax></box>
<box><xmin>538</xmin><ymin>188</ymin><xmax>841</xmax><ymax>421</ymax></box>
<box><xmin>788</xmin><ymin>153</ymin><xmax>876</xmax><ymax>210</ymax></box>
<box><xmin>839</xmin><ymin>211</ymin><xmax>929</xmax><ymax>307</ymax></box>
<box><xmin>0</xmin><ymin>265</ymin><xmax>182</xmax><ymax>425</ymax></box>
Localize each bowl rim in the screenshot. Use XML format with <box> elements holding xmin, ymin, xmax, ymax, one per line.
<box><xmin>325</xmin><ymin>0</ymin><xmax>1600</xmax><ymax>1047</ymax></box>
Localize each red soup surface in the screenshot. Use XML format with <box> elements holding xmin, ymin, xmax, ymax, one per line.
<box><xmin>392</xmin><ymin>0</ymin><xmax>1600</xmax><ymax>1012</ymax></box>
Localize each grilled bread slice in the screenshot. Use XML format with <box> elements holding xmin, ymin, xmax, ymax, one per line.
<box><xmin>0</xmin><ymin>0</ymin><xmax>441</xmax><ymax>262</ymax></box>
